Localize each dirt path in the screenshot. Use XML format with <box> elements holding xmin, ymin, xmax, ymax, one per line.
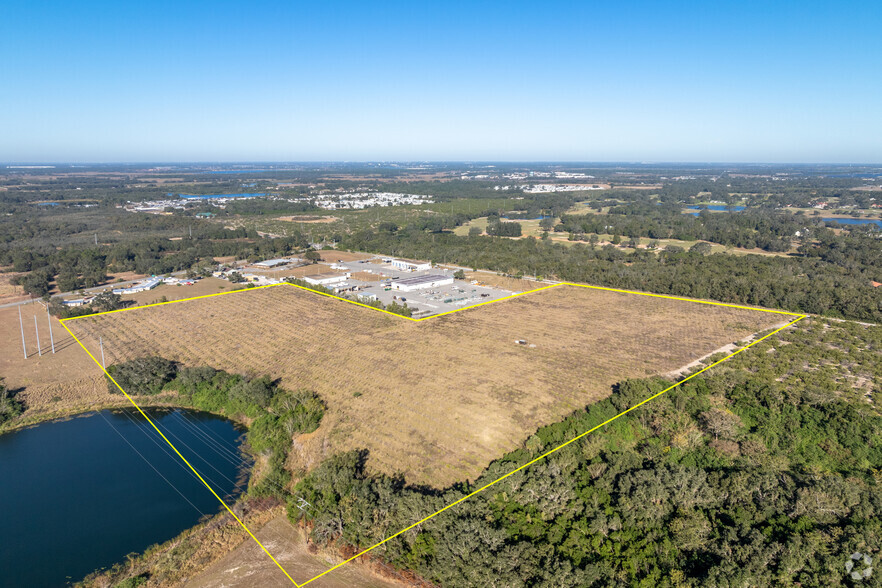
<box><xmin>185</xmin><ymin>515</ymin><xmax>411</xmax><ymax>588</ymax></box>
<box><xmin>664</xmin><ymin>320</ymin><xmax>793</xmax><ymax>379</ymax></box>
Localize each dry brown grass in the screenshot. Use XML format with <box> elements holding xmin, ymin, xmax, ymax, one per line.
<box><xmin>0</xmin><ymin>302</ymin><xmax>109</xmax><ymax>424</ymax></box>
<box><xmin>350</xmin><ymin>271</ymin><xmax>389</xmax><ymax>282</ymax></box>
<box><xmin>318</xmin><ymin>250</ymin><xmax>375</xmax><ymax>262</ymax></box>
<box><xmin>66</xmin><ymin>283</ymin><xmax>786</xmax><ymax>488</ymax></box>
<box><xmin>121</xmin><ymin>277</ymin><xmax>245</xmax><ymax>306</ymax></box>
<box><xmin>0</xmin><ymin>272</ymin><xmax>27</xmax><ymax>303</ymax></box>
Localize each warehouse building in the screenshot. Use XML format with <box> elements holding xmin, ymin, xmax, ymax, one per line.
<box><xmin>253</xmin><ymin>257</ymin><xmax>299</xmax><ymax>268</ymax></box>
<box><xmin>303</xmin><ymin>272</ymin><xmax>349</xmax><ymax>286</ymax></box>
<box><xmin>392</xmin><ymin>274</ymin><xmax>454</xmax><ymax>292</ymax></box>
<box><xmin>390</xmin><ymin>258</ymin><xmax>432</xmax><ymax>272</ymax></box>
<box><xmin>113</xmin><ymin>276</ymin><xmax>163</xmax><ymax>295</ymax></box>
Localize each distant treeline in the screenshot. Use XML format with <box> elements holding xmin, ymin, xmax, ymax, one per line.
<box><xmin>340</xmin><ymin>223</ymin><xmax>882</xmax><ymax>322</ymax></box>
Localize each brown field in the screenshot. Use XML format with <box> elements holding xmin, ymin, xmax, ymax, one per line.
<box><xmin>318</xmin><ymin>250</ymin><xmax>375</xmax><ymax>262</ymax></box>
<box><xmin>0</xmin><ymin>272</ymin><xmax>27</xmax><ymax>303</ymax></box>
<box><xmin>120</xmin><ymin>277</ymin><xmax>246</xmax><ymax>306</ymax></box>
<box><xmin>66</xmin><ymin>283</ymin><xmax>786</xmax><ymax>488</ymax></box>
<box><xmin>462</xmin><ymin>271</ymin><xmax>540</xmax><ymax>292</ymax></box>
<box><xmin>0</xmin><ymin>302</ymin><xmax>108</xmax><ymax>424</ymax></box>
<box><xmin>277</xmin><ymin>215</ymin><xmax>340</xmax><ymax>223</ymax></box>
<box><xmin>350</xmin><ymin>271</ymin><xmax>389</xmax><ymax>282</ymax></box>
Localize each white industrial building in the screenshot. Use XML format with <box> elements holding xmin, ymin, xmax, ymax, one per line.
<box><xmin>392</xmin><ymin>274</ymin><xmax>454</xmax><ymax>292</ymax></box>
<box><xmin>253</xmin><ymin>257</ymin><xmax>299</xmax><ymax>268</ymax></box>
<box><xmin>303</xmin><ymin>273</ymin><xmax>349</xmax><ymax>286</ymax></box>
<box><xmin>390</xmin><ymin>258</ymin><xmax>432</xmax><ymax>272</ymax></box>
<box><xmin>113</xmin><ymin>276</ymin><xmax>163</xmax><ymax>295</ymax></box>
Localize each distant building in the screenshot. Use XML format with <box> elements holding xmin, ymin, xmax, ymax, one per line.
<box><xmin>392</xmin><ymin>274</ymin><xmax>454</xmax><ymax>292</ymax></box>
<box><xmin>62</xmin><ymin>296</ymin><xmax>95</xmax><ymax>307</ymax></box>
<box><xmin>303</xmin><ymin>273</ymin><xmax>349</xmax><ymax>286</ymax></box>
<box><xmin>253</xmin><ymin>257</ymin><xmax>297</xmax><ymax>268</ymax></box>
<box><xmin>113</xmin><ymin>277</ymin><xmax>162</xmax><ymax>295</ymax></box>
<box><xmin>390</xmin><ymin>258</ymin><xmax>432</xmax><ymax>272</ymax></box>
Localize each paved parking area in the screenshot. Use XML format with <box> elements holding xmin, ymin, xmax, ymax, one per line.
<box><xmin>326</xmin><ymin>257</ymin><xmax>515</xmax><ymax>317</ymax></box>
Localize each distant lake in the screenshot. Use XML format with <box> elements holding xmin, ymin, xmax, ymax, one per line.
<box><xmin>823</xmin><ymin>217</ymin><xmax>882</xmax><ymax>229</ymax></box>
<box><xmin>202</xmin><ymin>170</ymin><xmax>274</xmax><ymax>174</ymax></box>
<box><xmin>686</xmin><ymin>205</ymin><xmax>746</xmax><ymax>212</ymax></box>
<box><xmin>0</xmin><ymin>409</ymin><xmax>249</xmax><ymax>587</ymax></box>
<box><xmin>178</xmin><ymin>193</ymin><xmax>265</xmax><ymax>199</ymax></box>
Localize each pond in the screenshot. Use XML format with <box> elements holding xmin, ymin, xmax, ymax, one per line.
<box><xmin>0</xmin><ymin>409</ymin><xmax>249</xmax><ymax>587</ymax></box>
<box><xmin>822</xmin><ymin>217</ymin><xmax>882</xmax><ymax>229</ymax></box>
<box><xmin>686</xmin><ymin>205</ymin><xmax>746</xmax><ymax>212</ymax></box>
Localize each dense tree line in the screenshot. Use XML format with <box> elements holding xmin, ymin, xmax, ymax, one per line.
<box><xmin>339</xmin><ymin>228</ymin><xmax>882</xmax><ymax>322</ymax></box>
<box><xmin>558</xmin><ymin>204</ymin><xmax>816</xmax><ymax>252</ymax></box>
<box><xmin>291</xmin><ymin>319</ymin><xmax>882</xmax><ymax>586</ymax></box>
<box><xmin>0</xmin><ymin>380</ymin><xmax>24</xmax><ymax>426</ymax></box>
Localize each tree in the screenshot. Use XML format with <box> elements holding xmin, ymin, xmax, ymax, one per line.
<box><xmin>690</xmin><ymin>242</ymin><xmax>713</xmax><ymax>256</ymax></box>
<box><xmin>303</xmin><ymin>249</ymin><xmax>321</xmax><ymax>263</ymax></box>
<box><xmin>698</xmin><ymin>408</ymin><xmax>742</xmax><ymax>440</ymax></box>
<box><xmin>468</xmin><ymin>226</ymin><xmax>483</xmax><ymax>237</ymax></box>
<box><xmin>453</xmin><ymin>269</ymin><xmax>466</xmax><ymax>280</ymax></box>
<box><xmin>0</xmin><ymin>380</ymin><xmax>24</xmax><ymax>425</ymax></box>
<box><xmin>91</xmin><ymin>291</ymin><xmax>123</xmax><ymax>312</ymax></box>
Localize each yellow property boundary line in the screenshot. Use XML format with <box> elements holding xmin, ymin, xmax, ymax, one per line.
<box><xmin>60</xmin><ymin>279</ymin><xmax>805</xmax><ymax>586</ymax></box>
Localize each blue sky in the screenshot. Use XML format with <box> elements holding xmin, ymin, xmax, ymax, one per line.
<box><xmin>1</xmin><ymin>1</ymin><xmax>880</xmax><ymax>162</ymax></box>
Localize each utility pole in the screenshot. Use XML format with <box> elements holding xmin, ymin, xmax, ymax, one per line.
<box><xmin>99</xmin><ymin>337</ymin><xmax>106</xmax><ymax>369</ymax></box>
<box><xmin>34</xmin><ymin>315</ymin><xmax>42</xmax><ymax>357</ymax></box>
<box><xmin>18</xmin><ymin>306</ymin><xmax>27</xmax><ymax>359</ymax></box>
<box><xmin>47</xmin><ymin>307</ymin><xmax>55</xmax><ymax>354</ymax></box>
<box><xmin>94</xmin><ymin>233</ymin><xmax>98</xmax><ymax>246</ymax></box>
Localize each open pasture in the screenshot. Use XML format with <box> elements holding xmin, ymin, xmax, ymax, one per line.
<box><xmin>66</xmin><ymin>283</ymin><xmax>786</xmax><ymax>487</ymax></box>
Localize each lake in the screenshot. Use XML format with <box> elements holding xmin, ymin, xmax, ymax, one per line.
<box><xmin>0</xmin><ymin>409</ymin><xmax>249</xmax><ymax>587</ymax></box>
<box><xmin>686</xmin><ymin>205</ymin><xmax>746</xmax><ymax>211</ymax></box>
<box><xmin>822</xmin><ymin>217</ymin><xmax>882</xmax><ymax>229</ymax></box>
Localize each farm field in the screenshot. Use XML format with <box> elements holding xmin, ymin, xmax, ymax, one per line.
<box><xmin>66</xmin><ymin>283</ymin><xmax>788</xmax><ymax>488</ymax></box>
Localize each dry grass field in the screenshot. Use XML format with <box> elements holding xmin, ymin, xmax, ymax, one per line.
<box><xmin>65</xmin><ymin>283</ymin><xmax>787</xmax><ymax>488</ymax></box>
<box><xmin>0</xmin><ymin>272</ymin><xmax>28</xmax><ymax>304</ymax></box>
<box><xmin>0</xmin><ymin>302</ymin><xmax>109</xmax><ymax>424</ymax></box>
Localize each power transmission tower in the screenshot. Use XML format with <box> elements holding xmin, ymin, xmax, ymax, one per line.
<box><xmin>34</xmin><ymin>315</ymin><xmax>41</xmax><ymax>357</ymax></box>
<box><xmin>47</xmin><ymin>307</ymin><xmax>55</xmax><ymax>354</ymax></box>
<box><xmin>18</xmin><ymin>306</ymin><xmax>26</xmax><ymax>359</ymax></box>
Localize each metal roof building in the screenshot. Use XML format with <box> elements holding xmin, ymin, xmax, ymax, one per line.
<box><xmin>391</xmin><ymin>274</ymin><xmax>454</xmax><ymax>292</ymax></box>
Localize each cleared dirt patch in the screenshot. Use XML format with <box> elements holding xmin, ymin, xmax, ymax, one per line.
<box><xmin>66</xmin><ymin>284</ymin><xmax>786</xmax><ymax>488</ymax></box>
<box><xmin>186</xmin><ymin>515</ymin><xmax>405</xmax><ymax>588</ymax></box>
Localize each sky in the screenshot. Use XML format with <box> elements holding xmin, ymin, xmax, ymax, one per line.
<box><xmin>1</xmin><ymin>1</ymin><xmax>881</xmax><ymax>163</ymax></box>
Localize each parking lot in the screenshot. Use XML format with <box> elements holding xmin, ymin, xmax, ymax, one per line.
<box><xmin>323</xmin><ymin>257</ymin><xmax>516</xmax><ymax>317</ymax></box>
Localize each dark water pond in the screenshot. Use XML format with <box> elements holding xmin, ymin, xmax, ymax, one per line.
<box><xmin>822</xmin><ymin>217</ymin><xmax>882</xmax><ymax>229</ymax></box>
<box><xmin>0</xmin><ymin>409</ymin><xmax>249</xmax><ymax>587</ymax></box>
